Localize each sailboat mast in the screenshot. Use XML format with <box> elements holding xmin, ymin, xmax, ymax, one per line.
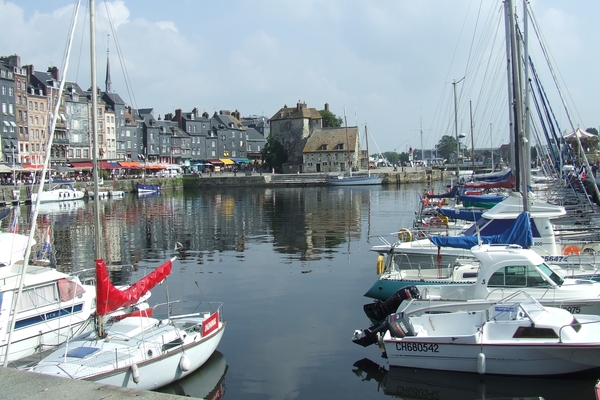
<box><xmin>344</xmin><ymin>109</ymin><xmax>351</xmax><ymax>175</ymax></box>
<box><xmin>90</xmin><ymin>0</ymin><xmax>105</xmax><ymax>337</ymax></box>
<box><xmin>365</xmin><ymin>124</ymin><xmax>371</xmax><ymax>176</ymax></box>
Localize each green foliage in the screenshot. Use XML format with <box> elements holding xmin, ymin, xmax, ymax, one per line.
<box><xmin>319</xmin><ymin>109</ymin><xmax>343</xmax><ymax>128</ymax></box>
<box><xmin>435</xmin><ymin>135</ymin><xmax>460</xmax><ymax>161</ymax></box>
<box><xmin>398</xmin><ymin>152</ymin><xmax>410</xmax><ymax>164</ymax></box>
<box><xmin>380</xmin><ymin>151</ymin><xmax>399</xmax><ymax>165</ymax></box>
<box><xmin>261</xmin><ymin>134</ymin><xmax>288</xmax><ymax>170</ymax></box>
<box><xmin>586</xmin><ymin>127</ymin><xmax>599</xmax><ymax>135</ymax></box>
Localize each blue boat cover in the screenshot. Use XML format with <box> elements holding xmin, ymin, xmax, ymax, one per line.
<box><xmin>438</xmin><ymin>207</ymin><xmax>483</xmax><ymax>222</ymax></box>
<box><xmin>429</xmin><ymin>211</ymin><xmax>533</xmax><ymax>249</ymax></box>
<box><xmin>458</xmin><ymin>194</ymin><xmax>505</xmax><ymax>203</ymax></box>
<box><xmin>425</xmin><ymin>185</ymin><xmax>458</xmax><ymax>199</ymax></box>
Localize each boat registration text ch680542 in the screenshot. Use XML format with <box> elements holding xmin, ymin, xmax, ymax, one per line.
<box><xmin>395</xmin><ymin>342</ymin><xmax>439</xmax><ymax>353</ymax></box>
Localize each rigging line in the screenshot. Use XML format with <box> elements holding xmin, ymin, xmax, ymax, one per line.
<box><xmin>102</xmin><ymin>0</ymin><xmax>138</xmax><ymax>109</ymax></box>
<box><xmin>3</xmin><ymin>0</ymin><xmax>82</xmax><ymax>369</ymax></box>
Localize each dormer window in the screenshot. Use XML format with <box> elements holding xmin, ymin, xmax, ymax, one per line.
<box><xmin>319</xmin><ymin>144</ymin><xmax>328</xmax><ymax>151</ymax></box>
<box><xmin>335</xmin><ymin>143</ymin><xmax>344</xmax><ymax>150</ymax></box>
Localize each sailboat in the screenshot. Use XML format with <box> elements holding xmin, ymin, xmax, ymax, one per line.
<box><xmin>325</xmin><ymin>123</ymin><xmax>383</xmax><ymax>186</ymax></box>
<box><xmin>31</xmin><ymin>0</ymin><xmax>225</xmax><ymax>389</ymax></box>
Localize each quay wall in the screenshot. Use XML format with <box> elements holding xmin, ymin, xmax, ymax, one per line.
<box><xmin>0</xmin><ymin>169</ymin><xmax>451</xmax><ymax>204</ymax></box>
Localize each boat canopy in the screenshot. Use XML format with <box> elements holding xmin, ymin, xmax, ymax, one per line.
<box><xmin>429</xmin><ymin>211</ymin><xmax>533</xmax><ymax>250</ymax></box>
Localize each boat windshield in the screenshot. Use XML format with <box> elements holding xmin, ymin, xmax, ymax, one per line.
<box><xmin>536</xmin><ymin>263</ymin><xmax>564</xmax><ymax>286</ymax></box>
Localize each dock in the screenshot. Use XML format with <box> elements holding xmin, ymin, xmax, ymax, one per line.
<box><xmin>0</xmin><ymin>367</ymin><xmax>180</xmax><ymax>400</ymax></box>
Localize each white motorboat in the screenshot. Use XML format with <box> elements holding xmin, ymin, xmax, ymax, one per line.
<box><xmin>362</xmin><ymin>242</ymin><xmax>600</xmax><ymax>324</ymax></box>
<box><xmin>1</xmin><ymin>229</ymin><xmax>154</xmax><ymax>366</ymax></box>
<box><xmin>30</xmin><ymin>183</ymin><xmax>85</xmax><ymax>203</ymax></box>
<box><xmin>366</xmin><ymin>195</ymin><xmax>600</xmax><ymax>300</ymax></box>
<box><xmin>354</xmin><ymin>291</ymin><xmax>600</xmax><ymax>375</ymax></box>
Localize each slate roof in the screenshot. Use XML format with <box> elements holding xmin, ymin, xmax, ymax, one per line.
<box><xmin>303</xmin><ymin>127</ymin><xmax>358</xmax><ymax>153</ymax></box>
<box><xmin>270</xmin><ymin>103</ymin><xmax>322</xmax><ymax>121</ymax></box>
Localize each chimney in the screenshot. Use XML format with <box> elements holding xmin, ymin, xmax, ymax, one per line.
<box><xmin>202</xmin><ymin>111</ymin><xmax>209</xmax><ymax>118</ymax></box>
<box><xmin>175</xmin><ymin>109</ymin><xmax>183</xmax><ymax>127</ymax></box>
<box><xmin>192</xmin><ymin>107</ymin><xmax>199</xmax><ymax>117</ymax></box>
<box><xmin>47</xmin><ymin>66</ymin><xmax>60</xmax><ymax>81</ymax></box>
<box><xmin>324</xmin><ymin>103</ymin><xmax>329</xmax><ymax>111</ymax></box>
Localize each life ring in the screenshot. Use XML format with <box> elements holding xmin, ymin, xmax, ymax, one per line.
<box><xmin>429</xmin><ymin>217</ymin><xmax>443</xmax><ymax>228</ymax></box>
<box><xmin>376</xmin><ymin>255</ymin><xmax>385</xmax><ymax>275</ymax></box>
<box><xmin>423</xmin><ymin>197</ymin><xmax>430</xmax><ymax>207</ymax></box>
<box><xmin>564</xmin><ymin>246</ymin><xmax>581</xmax><ymax>256</ymax></box>
<box><xmin>397</xmin><ymin>228</ymin><xmax>413</xmax><ymax>242</ymax></box>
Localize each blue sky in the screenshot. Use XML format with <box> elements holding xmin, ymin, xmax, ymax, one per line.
<box><xmin>2</xmin><ymin>1</ymin><xmax>599</xmax><ymax>154</ymax></box>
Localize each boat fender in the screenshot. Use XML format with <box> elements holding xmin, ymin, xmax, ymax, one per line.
<box><xmin>131</xmin><ymin>363</ymin><xmax>140</xmax><ymax>383</ymax></box>
<box><xmin>180</xmin><ymin>354</ymin><xmax>190</xmax><ymax>371</ymax></box>
<box><xmin>376</xmin><ymin>255</ymin><xmax>385</xmax><ymax>275</ymax></box>
<box><xmin>477</xmin><ymin>353</ymin><xmax>485</xmax><ymax>375</ymax></box>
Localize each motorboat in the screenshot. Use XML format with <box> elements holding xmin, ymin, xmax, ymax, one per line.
<box><xmin>353</xmin><ymin>291</ymin><xmax>600</xmax><ymax>375</ymax></box>
<box><xmin>30</xmin><ymin>183</ymin><xmax>85</xmax><ymax>203</ymax></box>
<box><xmin>362</xmin><ymin>242</ymin><xmax>600</xmax><ymax>323</ymax></box>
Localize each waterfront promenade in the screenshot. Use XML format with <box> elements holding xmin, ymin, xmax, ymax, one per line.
<box><xmin>0</xmin><ymin>167</ymin><xmax>451</xmax><ymax>205</ymax></box>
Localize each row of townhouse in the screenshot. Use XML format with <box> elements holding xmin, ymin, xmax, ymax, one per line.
<box><xmin>0</xmin><ymin>54</ymin><xmax>269</xmax><ymax>170</ymax></box>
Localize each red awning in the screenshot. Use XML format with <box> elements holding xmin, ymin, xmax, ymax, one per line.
<box><xmin>207</xmin><ymin>159</ymin><xmax>224</xmax><ymax>165</ymax></box>
<box><xmin>69</xmin><ymin>161</ymin><xmax>93</xmax><ymax>169</ymax></box>
<box><xmin>145</xmin><ymin>164</ymin><xmax>167</xmax><ymax>170</ymax></box>
<box><xmin>118</xmin><ymin>161</ymin><xmax>142</xmax><ymax>169</ymax></box>
<box><xmin>99</xmin><ymin>161</ymin><xmax>118</xmax><ymax>169</ymax></box>
<box><xmin>21</xmin><ymin>164</ymin><xmax>44</xmax><ymax>170</ymax></box>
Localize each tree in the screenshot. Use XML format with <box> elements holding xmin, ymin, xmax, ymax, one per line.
<box><xmin>319</xmin><ymin>109</ymin><xmax>343</xmax><ymax>127</ymax></box>
<box><xmin>261</xmin><ymin>134</ymin><xmax>288</xmax><ymax>170</ymax></box>
<box><xmin>435</xmin><ymin>135</ymin><xmax>459</xmax><ymax>161</ymax></box>
<box><xmin>380</xmin><ymin>151</ymin><xmax>399</xmax><ymax>165</ymax></box>
<box><xmin>586</xmin><ymin>127</ymin><xmax>599</xmax><ymax>136</ymax></box>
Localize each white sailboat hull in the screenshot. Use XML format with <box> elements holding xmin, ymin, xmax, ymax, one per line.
<box><xmin>32</xmin><ymin>310</ymin><xmax>226</xmax><ymax>390</ymax></box>
<box><xmin>91</xmin><ymin>325</ymin><xmax>225</xmax><ymax>389</ymax></box>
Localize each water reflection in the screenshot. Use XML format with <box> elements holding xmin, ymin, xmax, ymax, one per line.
<box><xmin>10</xmin><ymin>186</ymin><xmax>398</xmax><ymax>274</ymax></box>
<box><xmin>352</xmin><ymin>358</ymin><xmax>598</xmax><ymax>400</ymax></box>
<box><xmin>158</xmin><ymin>350</ymin><xmax>228</xmax><ymax>398</ymax></box>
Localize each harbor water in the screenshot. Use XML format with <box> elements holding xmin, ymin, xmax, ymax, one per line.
<box><xmin>5</xmin><ymin>184</ymin><xmax>598</xmax><ymax>399</ymax></box>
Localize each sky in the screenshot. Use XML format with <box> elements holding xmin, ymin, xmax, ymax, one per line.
<box><xmin>2</xmin><ymin>0</ymin><xmax>599</xmax><ymax>155</ymax></box>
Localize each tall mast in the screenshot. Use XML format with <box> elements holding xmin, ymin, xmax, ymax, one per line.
<box><xmin>365</xmin><ymin>124</ymin><xmax>371</xmax><ymax>176</ymax></box>
<box><xmin>344</xmin><ymin>107</ymin><xmax>351</xmax><ymax>176</ymax></box>
<box><xmin>90</xmin><ymin>0</ymin><xmax>105</xmax><ymax>337</ymax></box>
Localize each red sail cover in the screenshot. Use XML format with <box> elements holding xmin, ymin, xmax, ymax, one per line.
<box><xmin>463</xmin><ymin>173</ymin><xmax>516</xmax><ymax>189</ymax></box>
<box><xmin>95</xmin><ymin>258</ymin><xmax>173</xmax><ymax>316</ymax></box>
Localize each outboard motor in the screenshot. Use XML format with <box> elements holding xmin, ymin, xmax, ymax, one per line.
<box><xmin>363</xmin><ymin>286</ymin><xmax>420</xmax><ymax>324</ymax></box>
<box><xmin>352</xmin><ymin>321</ymin><xmax>390</xmax><ymax>347</ymax></box>
<box><xmin>352</xmin><ymin>311</ymin><xmax>417</xmax><ymax>347</ymax></box>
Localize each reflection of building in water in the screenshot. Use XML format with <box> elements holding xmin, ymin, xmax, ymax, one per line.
<box><xmin>267</xmin><ymin>187</ymin><xmax>364</xmax><ymax>260</ymax></box>
<box><xmin>104</xmin><ymin>217</ymin><xmax>123</xmax><ymax>266</ymax></box>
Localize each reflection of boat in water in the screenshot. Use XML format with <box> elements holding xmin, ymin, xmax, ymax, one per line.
<box><xmin>352</xmin><ymin>358</ymin><xmax>597</xmax><ymax>400</ymax></box>
<box><xmin>32</xmin><ymin>199</ymin><xmax>85</xmax><ymax>214</ymax></box>
<box><xmin>137</xmin><ymin>190</ymin><xmax>160</xmax><ymax>199</ymax></box>
<box><xmin>157</xmin><ymin>350</ymin><xmax>228</xmax><ymax>398</ymax></box>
